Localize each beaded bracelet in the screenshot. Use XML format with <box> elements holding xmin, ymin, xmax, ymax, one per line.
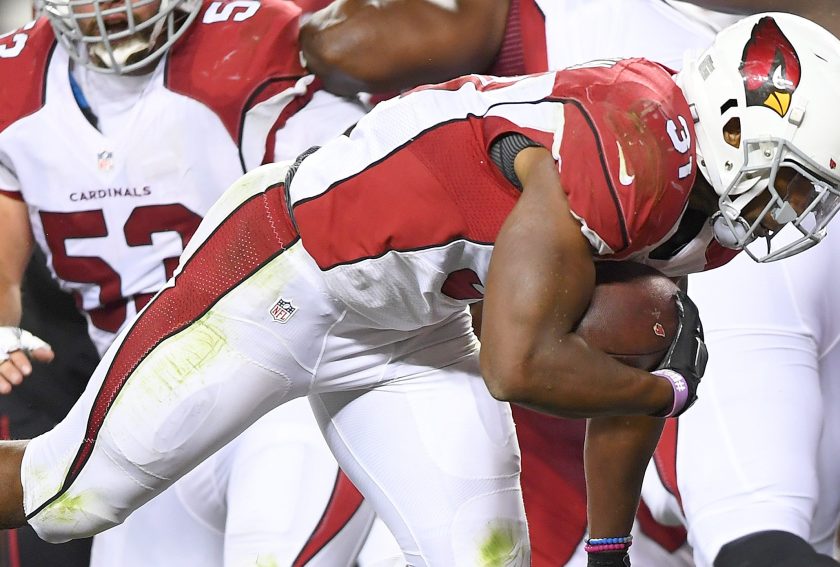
<box><xmin>584</xmin><ymin>535</ymin><xmax>633</xmax><ymax>554</ymax></box>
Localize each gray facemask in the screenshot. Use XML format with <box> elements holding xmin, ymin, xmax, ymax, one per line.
<box><xmin>710</xmin><ymin>212</ymin><xmax>756</xmax><ymax>249</ymax></box>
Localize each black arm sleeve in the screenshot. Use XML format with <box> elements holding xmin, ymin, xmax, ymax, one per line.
<box><xmin>488</xmin><ymin>133</ymin><xmax>543</xmax><ymax>189</ymax></box>
<box><xmin>715</xmin><ymin>530</ymin><xmax>840</xmax><ymax>567</ymax></box>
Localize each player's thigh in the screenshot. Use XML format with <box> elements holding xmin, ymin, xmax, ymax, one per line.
<box><xmin>310</xmin><ymin>352</ymin><xmax>529</xmax><ymax>567</ymax></box>
<box><xmin>222</xmin><ymin>398</ymin><xmax>375</xmax><ymax>566</ymax></box>
<box><xmin>22</xmin><ymin>170</ymin><xmax>335</xmax><ymax>542</ymax></box>
<box><xmin>676</xmin><ymin>329</ymin><xmax>822</xmax><ymax>567</ymax></box>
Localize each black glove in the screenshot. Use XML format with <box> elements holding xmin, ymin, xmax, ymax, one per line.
<box><xmin>655</xmin><ymin>290</ymin><xmax>708</xmax><ymax>416</ymax></box>
<box><xmin>588</xmin><ymin>551</ymin><xmax>631</xmax><ymax>566</ymax></box>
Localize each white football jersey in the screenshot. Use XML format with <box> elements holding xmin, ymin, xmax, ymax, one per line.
<box><xmin>0</xmin><ymin>3</ymin><xmax>363</xmax><ymax>354</ymax></box>
<box><xmin>288</xmin><ymin>62</ymin><xmax>699</xmax><ymax>331</ymax></box>
<box><xmin>491</xmin><ymin>0</ymin><xmax>738</xmax><ymax>76</ymax></box>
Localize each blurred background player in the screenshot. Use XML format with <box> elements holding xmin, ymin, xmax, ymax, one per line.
<box><xmin>298</xmin><ymin>1</ymin><xmax>840</xmax><ymax>565</ymax></box>
<box><xmin>299</xmin><ymin>0</ymin><xmax>838</xmax><ymax>97</ymax></box>
<box><xmin>642</xmin><ymin>219</ymin><xmax>840</xmax><ymax>567</ymax></box>
<box><xmin>0</xmin><ymin>1</ymin><xmax>405</xmax><ymax>566</ymax></box>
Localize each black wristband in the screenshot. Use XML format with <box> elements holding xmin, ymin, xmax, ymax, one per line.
<box><xmin>588</xmin><ymin>551</ymin><xmax>631</xmax><ymax>567</ymax></box>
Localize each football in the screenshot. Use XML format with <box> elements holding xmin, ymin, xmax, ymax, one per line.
<box><xmin>575</xmin><ymin>261</ymin><xmax>680</xmax><ymax>371</ymax></box>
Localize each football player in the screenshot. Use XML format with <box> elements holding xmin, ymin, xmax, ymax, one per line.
<box><xmin>299</xmin><ymin>0</ymin><xmax>837</xmax><ymax>96</ymax></box>
<box><xmin>1</xmin><ymin>12</ymin><xmax>840</xmax><ymax>567</ymax></box>
<box><xmin>300</xmin><ymin>2</ymin><xmax>838</xmax><ymax>564</ymax></box>
<box><xmin>0</xmin><ymin>1</ymin><xmax>403</xmax><ymax>566</ymax></box>
<box><xmin>299</xmin><ymin>1</ymin><xmax>719</xmax><ymax>565</ymax></box>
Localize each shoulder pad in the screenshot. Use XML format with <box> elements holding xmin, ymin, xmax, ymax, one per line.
<box><xmin>0</xmin><ymin>19</ymin><xmax>56</xmax><ymax>134</ymax></box>
<box><xmin>166</xmin><ymin>0</ymin><xmax>306</xmax><ymax>141</ymax></box>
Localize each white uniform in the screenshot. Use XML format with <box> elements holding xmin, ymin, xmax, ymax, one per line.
<box><xmin>491</xmin><ymin>0</ymin><xmax>737</xmax><ymax>77</ymax></box>
<box><xmin>21</xmin><ymin>60</ymin><xmax>705</xmax><ymax>566</ymax></box>
<box><xmin>644</xmin><ymin>227</ymin><xmax>840</xmax><ymax>567</ymax></box>
<box><xmin>0</xmin><ymin>3</ymin><xmax>398</xmax><ymax>565</ymax></box>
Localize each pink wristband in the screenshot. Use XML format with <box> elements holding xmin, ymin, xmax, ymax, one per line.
<box><xmin>652</xmin><ymin>369</ymin><xmax>689</xmax><ymax>417</ymax></box>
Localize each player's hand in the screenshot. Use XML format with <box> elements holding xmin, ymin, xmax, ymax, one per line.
<box><xmin>653</xmin><ymin>291</ymin><xmax>708</xmax><ymax>417</ymax></box>
<box><xmin>0</xmin><ymin>327</ymin><xmax>54</xmax><ymax>394</ymax></box>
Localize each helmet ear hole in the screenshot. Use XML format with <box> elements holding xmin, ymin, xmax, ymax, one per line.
<box><xmin>723</xmin><ymin>117</ymin><xmax>741</xmax><ymax>149</ymax></box>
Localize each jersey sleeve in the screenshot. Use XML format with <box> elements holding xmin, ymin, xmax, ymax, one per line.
<box><xmin>0</xmin><ymin>19</ymin><xmax>54</xmax><ymax>137</ymax></box>
<box><xmin>553</xmin><ymin>60</ymin><xmax>697</xmax><ymax>257</ymax></box>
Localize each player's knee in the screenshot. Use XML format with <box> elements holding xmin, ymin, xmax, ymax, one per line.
<box><xmin>714</xmin><ymin>530</ymin><xmax>840</xmax><ymax>567</ymax></box>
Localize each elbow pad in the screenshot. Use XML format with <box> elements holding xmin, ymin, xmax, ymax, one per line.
<box><xmin>489</xmin><ymin>133</ymin><xmax>542</xmax><ymax>189</ymax></box>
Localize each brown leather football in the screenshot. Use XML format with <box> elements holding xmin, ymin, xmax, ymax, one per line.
<box><xmin>575</xmin><ymin>261</ymin><xmax>680</xmax><ymax>371</ymax></box>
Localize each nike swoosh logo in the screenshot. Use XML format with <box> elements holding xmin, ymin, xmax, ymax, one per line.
<box><xmin>616</xmin><ymin>141</ymin><xmax>635</xmax><ymax>186</ymax></box>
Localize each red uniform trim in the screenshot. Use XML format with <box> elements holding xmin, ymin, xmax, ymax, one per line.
<box><xmin>27</xmin><ymin>183</ymin><xmax>298</xmax><ymax>519</ymax></box>
<box><xmin>292</xmin><ymin>471</ymin><xmax>365</xmax><ymax>566</ymax></box>
<box><xmin>557</xmin><ymin>99</ymin><xmax>630</xmax><ymax>252</ymax></box>
<box><xmin>292</xmin><ymin>0</ymin><xmax>332</xmax><ymax>14</ymax></box>
<box><xmin>488</xmin><ymin>0</ymin><xmax>548</xmax><ymax>76</ymax></box>
<box><xmin>261</xmin><ymin>77</ymin><xmax>319</xmax><ymax>165</ymax></box>
<box><xmin>518</xmin><ymin>0</ymin><xmax>548</xmax><ymax>74</ymax></box>
<box><xmin>0</xmin><ymin>415</ymin><xmax>21</xmax><ymax>567</ymax></box>
<box><xmin>636</xmin><ymin>500</ymin><xmax>688</xmax><ymax>553</ymax></box>
<box><xmin>0</xmin><ymin>190</ymin><xmax>23</xmax><ymax>202</ymax></box>
<box><xmin>703</xmin><ymin>240</ymin><xmax>740</xmax><ymax>271</ymax></box>
<box><xmin>165</xmin><ymin>0</ymin><xmax>308</xmax><ymax>156</ymax></box>
<box><xmin>488</xmin><ymin>0</ymin><xmax>527</xmax><ymax>77</ymax></box>
<box><xmin>653</xmin><ymin>418</ymin><xmax>684</xmax><ymax>512</ymax></box>
<box><xmin>512</xmin><ymin>406</ymin><xmax>588</xmax><ymax>566</ymax></box>
<box><xmin>294</xmin><ymin>119</ymin><xmax>519</xmax><ymax>271</ymax></box>
<box><xmin>0</xmin><ymin>19</ymin><xmax>55</xmax><ymax>136</ymax></box>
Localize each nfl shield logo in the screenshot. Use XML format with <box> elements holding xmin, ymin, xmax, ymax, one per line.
<box><xmin>97</xmin><ymin>151</ymin><xmax>113</xmax><ymax>172</ymax></box>
<box><xmin>269</xmin><ymin>298</ymin><xmax>297</xmax><ymax>323</ymax></box>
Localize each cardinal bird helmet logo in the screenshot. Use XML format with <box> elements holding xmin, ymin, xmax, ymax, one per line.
<box><xmin>739</xmin><ymin>16</ymin><xmax>802</xmax><ymax>117</ymax></box>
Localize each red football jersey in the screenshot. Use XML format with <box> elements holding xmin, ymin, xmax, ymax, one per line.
<box><xmin>288</xmin><ymin>60</ymin><xmax>698</xmax><ymax>330</ymax></box>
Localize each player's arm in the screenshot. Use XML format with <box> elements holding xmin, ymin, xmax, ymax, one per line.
<box><xmin>479</xmin><ymin>146</ymin><xmax>706</xmax><ymax>552</ymax></box>
<box><xmin>299</xmin><ymin>0</ymin><xmax>509</xmax><ymax>96</ymax></box>
<box><xmin>0</xmin><ymin>194</ymin><xmax>53</xmax><ymax>393</ymax></box>
<box><xmin>479</xmin><ymin>146</ymin><xmax>674</xmax><ymax>417</ymax></box>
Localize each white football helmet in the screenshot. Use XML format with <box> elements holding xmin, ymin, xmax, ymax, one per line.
<box><xmin>676</xmin><ymin>13</ymin><xmax>840</xmax><ymax>262</ymax></box>
<box><xmin>43</xmin><ymin>0</ymin><xmax>201</xmax><ymax>75</ymax></box>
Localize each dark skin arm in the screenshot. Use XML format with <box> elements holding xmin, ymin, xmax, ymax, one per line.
<box><xmin>477</xmin><ymin>294</ymin><xmax>666</xmax><ymax>538</ymax></box>
<box><xmin>585</xmin><ymin>415</ymin><xmax>664</xmax><ymax>537</ymax></box>
<box><xmin>0</xmin><ymin>441</ymin><xmax>27</xmax><ymax>528</ymax></box>
<box><xmin>479</xmin><ymin>146</ymin><xmax>673</xmax><ymax>417</ymax></box>
<box><xmin>299</xmin><ymin>0</ymin><xmax>509</xmax><ymax>96</ymax></box>
<box><xmin>479</xmin><ymin>147</ymin><xmax>674</xmax><ymax>539</ymax></box>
